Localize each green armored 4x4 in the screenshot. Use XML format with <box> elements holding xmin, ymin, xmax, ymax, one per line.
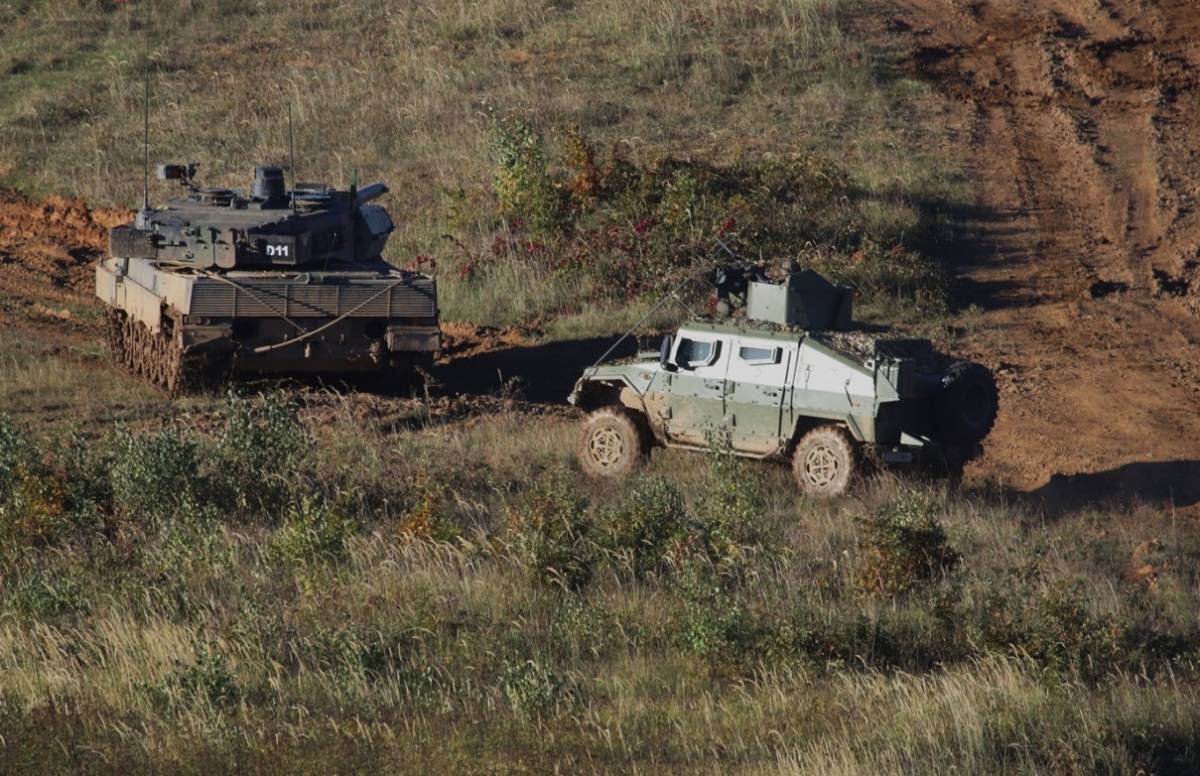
<box><xmin>568</xmin><ymin>269</ymin><xmax>997</xmax><ymax>497</ymax></box>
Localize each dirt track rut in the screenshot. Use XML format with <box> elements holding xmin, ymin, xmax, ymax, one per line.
<box><xmin>890</xmin><ymin>0</ymin><xmax>1200</xmax><ymax>498</ymax></box>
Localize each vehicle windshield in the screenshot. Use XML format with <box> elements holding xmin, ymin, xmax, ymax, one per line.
<box><xmin>675</xmin><ymin>337</ymin><xmax>714</xmax><ymax>368</ymax></box>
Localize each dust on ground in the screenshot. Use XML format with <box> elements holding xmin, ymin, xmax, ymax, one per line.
<box><xmin>886</xmin><ymin>0</ymin><xmax>1200</xmax><ymax>495</ymax></box>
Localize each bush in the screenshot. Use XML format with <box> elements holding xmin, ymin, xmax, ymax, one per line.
<box><xmin>505</xmin><ymin>473</ymin><xmax>596</xmax><ymax>592</ymax></box>
<box><xmin>549</xmin><ymin>597</ymin><xmax>619</xmax><ymax>661</ymax></box>
<box><xmin>148</xmin><ymin>641</ymin><xmax>242</xmax><ymax>711</ymax></box>
<box><xmin>109</xmin><ymin>426</ymin><xmax>208</xmax><ymax>525</ymax></box>
<box><xmin>469</xmin><ymin>121</ymin><xmax>951</xmax><ymax>313</ymax></box>
<box><xmin>975</xmin><ymin>580</ymin><xmax>1125</xmax><ymax>679</ymax></box>
<box><xmin>499</xmin><ymin>658</ymin><xmax>576</xmax><ymax>717</ymax></box>
<box><xmin>673</xmin><ymin>559</ymin><xmax>759</xmax><ymax>665</ymax></box>
<box><xmin>395</xmin><ymin>472</ymin><xmax>457</xmax><ymax>543</ymax></box>
<box><xmin>856</xmin><ymin>490</ymin><xmax>960</xmax><ymax>597</ymax></box>
<box><xmin>0</xmin><ymin>416</ymin><xmax>34</xmax><ymax>503</ymax></box>
<box><xmin>8</xmin><ymin>568</ymin><xmax>89</xmax><ymax>619</ymax></box>
<box><xmin>692</xmin><ymin>444</ymin><xmax>766</xmax><ymax>567</ymax></box>
<box><xmin>305</xmin><ymin>625</ymin><xmax>421</xmax><ymax>683</ymax></box>
<box><xmin>0</xmin><ymin>421</ymin><xmax>106</xmax><ymax>550</ymax></box>
<box><xmin>1</xmin><ymin>464</ymin><xmax>72</xmax><ymax>546</ymax></box>
<box><xmin>600</xmin><ymin>476</ymin><xmax>689</xmax><ymax>578</ymax></box>
<box><xmin>213</xmin><ymin>391</ymin><xmax>307</xmax><ymax>521</ymax></box>
<box><xmin>271</xmin><ymin>494</ymin><xmax>358</xmax><ymax>564</ymax></box>
<box><xmin>491</xmin><ymin>115</ymin><xmax>570</xmax><ymax>238</ymax></box>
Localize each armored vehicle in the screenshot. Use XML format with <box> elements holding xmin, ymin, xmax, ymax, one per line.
<box><xmin>96</xmin><ymin>164</ymin><xmax>438</xmax><ymax>393</ymax></box>
<box><xmin>568</xmin><ymin>268</ymin><xmax>997</xmax><ymax>497</ymax></box>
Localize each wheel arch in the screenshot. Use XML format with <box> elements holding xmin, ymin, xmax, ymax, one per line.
<box><xmin>574</xmin><ymin>377</ymin><xmax>642</xmax><ymax>412</ymax></box>
<box><xmin>785</xmin><ymin>413</ymin><xmax>862</xmax><ymax>455</ymax></box>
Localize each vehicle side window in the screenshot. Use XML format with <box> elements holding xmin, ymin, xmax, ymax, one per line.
<box><xmin>675</xmin><ymin>338</ymin><xmax>717</xmax><ymax>369</ymax></box>
<box><xmin>737</xmin><ymin>345</ymin><xmax>779</xmax><ymax>365</ymax></box>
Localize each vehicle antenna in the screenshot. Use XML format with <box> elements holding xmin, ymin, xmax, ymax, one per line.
<box><xmin>583</xmin><ymin>269</ymin><xmax>704</xmax><ymax>379</ymax></box>
<box><xmin>287</xmin><ymin>102</ymin><xmax>297</xmax><ymax>214</ymax></box>
<box><xmin>141</xmin><ymin>41</ymin><xmax>151</xmax><ymax>213</ymax></box>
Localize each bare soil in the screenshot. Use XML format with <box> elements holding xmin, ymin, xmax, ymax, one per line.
<box><xmin>0</xmin><ymin>193</ymin><xmax>126</xmax><ymax>315</ymax></box>
<box><xmin>888</xmin><ymin>0</ymin><xmax>1200</xmax><ymax>501</ymax></box>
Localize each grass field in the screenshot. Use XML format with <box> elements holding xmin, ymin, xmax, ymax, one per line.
<box><xmin>0</xmin><ymin>0</ymin><xmax>965</xmax><ymax>328</ymax></box>
<box><xmin>1</xmin><ymin>1</ymin><xmax>1199</xmax><ymax>774</ymax></box>
<box><xmin>1</xmin><ymin>397</ymin><xmax>1198</xmax><ymax>773</ymax></box>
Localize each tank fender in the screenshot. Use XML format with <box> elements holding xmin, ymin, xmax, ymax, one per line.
<box><xmin>118</xmin><ymin>270</ymin><xmax>163</xmax><ymax>333</ymax></box>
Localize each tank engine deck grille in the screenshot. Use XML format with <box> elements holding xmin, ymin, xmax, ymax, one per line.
<box><xmin>188</xmin><ymin>277</ymin><xmax>436</xmax><ymax>318</ymax></box>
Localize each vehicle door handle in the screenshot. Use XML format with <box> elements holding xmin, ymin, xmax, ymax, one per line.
<box><xmin>764</xmin><ymin>389</ymin><xmax>780</xmax><ymax>398</ymax></box>
<box><xmin>703</xmin><ymin>380</ymin><xmax>723</xmax><ymax>392</ymax></box>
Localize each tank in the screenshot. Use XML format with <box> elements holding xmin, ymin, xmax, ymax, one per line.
<box><xmin>96</xmin><ymin>163</ymin><xmax>439</xmax><ymax>394</ymax></box>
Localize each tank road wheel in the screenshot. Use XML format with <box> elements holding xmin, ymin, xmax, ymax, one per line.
<box><xmin>121</xmin><ymin>318</ymin><xmax>137</xmax><ymax>370</ymax></box>
<box><xmin>792</xmin><ymin>425</ymin><xmax>858</xmax><ymax>498</ymax></box>
<box><xmin>112</xmin><ymin>317</ymin><xmax>189</xmax><ymax>396</ymax></box>
<box><xmin>578</xmin><ymin>407</ymin><xmax>648</xmax><ymax>479</ymax></box>
<box><xmin>161</xmin><ymin>338</ymin><xmax>184</xmax><ymax>396</ymax></box>
<box><xmin>128</xmin><ymin>321</ymin><xmax>146</xmax><ymax>377</ymax></box>
<box><xmin>105</xmin><ymin>310</ymin><xmax>127</xmax><ymax>362</ymax></box>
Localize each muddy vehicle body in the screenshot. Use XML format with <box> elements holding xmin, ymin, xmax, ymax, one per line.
<box><xmin>96</xmin><ymin>165</ymin><xmax>438</xmax><ymax>393</ymax></box>
<box><xmin>569</xmin><ymin>269</ymin><xmax>997</xmax><ymax>496</ymax></box>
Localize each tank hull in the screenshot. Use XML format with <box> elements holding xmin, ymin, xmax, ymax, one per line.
<box><xmin>97</xmin><ymin>257</ymin><xmax>439</xmax><ymax>391</ymax></box>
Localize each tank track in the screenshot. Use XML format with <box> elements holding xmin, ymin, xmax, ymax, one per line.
<box><xmin>105</xmin><ymin>310</ymin><xmax>202</xmax><ymax>396</ymax></box>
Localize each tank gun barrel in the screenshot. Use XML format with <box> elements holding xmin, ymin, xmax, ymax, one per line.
<box><xmin>355</xmin><ymin>182</ymin><xmax>387</xmax><ymax>204</ymax></box>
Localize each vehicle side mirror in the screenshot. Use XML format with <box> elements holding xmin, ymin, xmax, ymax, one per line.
<box><xmin>659</xmin><ymin>334</ymin><xmax>676</xmax><ymax>371</ymax></box>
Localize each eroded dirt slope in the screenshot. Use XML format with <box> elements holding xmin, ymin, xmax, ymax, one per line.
<box><xmin>0</xmin><ymin>193</ymin><xmax>127</xmax><ymax>326</ymax></box>
<box><xmin>890</xmin><ymin>0</ymin><xmax>1200</xmax><ymax>496</ymax></box>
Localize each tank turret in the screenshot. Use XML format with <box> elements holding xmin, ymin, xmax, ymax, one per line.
<box><xmin>108</xmin><ymin>164</ymin><xmax>395</xmax><ymax>270</ymax></box>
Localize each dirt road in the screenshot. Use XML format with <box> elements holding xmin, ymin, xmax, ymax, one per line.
<box><xmin>889</xmin><ymin>0</ymin><xmax>1200</xmax><ymax>501</ymax></box>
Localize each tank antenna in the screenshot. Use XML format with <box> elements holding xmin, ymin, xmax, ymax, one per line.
<box><xmin>287</xmin><ymin>101</ymin><xmax>297</xmax><ymax>214</ymax></box>
<box><xmin>141</xmin><ymin>42</ymin><xmax>150</xmax><ymax>213</ymax></box>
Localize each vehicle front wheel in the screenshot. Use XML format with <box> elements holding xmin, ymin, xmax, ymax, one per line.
<box><xmin>792</xmin><ymin>425</ymin><xmax>857</xmax><ymax>498</ymax></box>
<box><xmin>578</xmin><ymin>407</ymin><xmax>648</xmax><ymax>479</ymax></box>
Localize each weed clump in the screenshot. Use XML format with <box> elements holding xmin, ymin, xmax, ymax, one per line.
<box><xmin>506</xmin><ymin>473</ymin><xmax>596</xmax><ymax>592</ymax></box>
<box><xmin>599</xmin><ymin>476</ymin><xmax>689</xmax><ymax>578</ymax></box>
<box><xmin>110</xmin><ymin>426</ymin><xmax>209</xmax><ymax>526</ymax></box>
<box><xmin>500</xmin><ymin>658</ymin><xmax>577</xmax><ymax>717</ymax></box>
<box><xmin>213</xmin><ymin>391</ymin><xmax>306</xmax><ymax>520</ymax></box>
<box><xmin>0</xmin><ymin>420</ymin><xmax>103</xmax><ymax>548</ymax></box>
<box><xmin>271</xmin><ymin>494</ymin><xmax>358</xmax><ymax>565</ymax></box>
<box><xmin>856</xmin><ymin>490</ymin><xmax>960</xmax><ymax>597</ymax></box>
<box><xmin>147</xmin><ymin>641</ymin><xmax>242</xmax><ymax>712</ymax></box>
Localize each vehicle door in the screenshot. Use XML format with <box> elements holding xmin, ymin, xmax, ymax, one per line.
<box><xmin>724</xmin><ymin>336</ymin><xmax>797</xmax><ymax>454</ymax></box>
<box><xmin>664</xmin><ymin>333</ymin><xmax>731</xmax><ymax>445</ymax></box>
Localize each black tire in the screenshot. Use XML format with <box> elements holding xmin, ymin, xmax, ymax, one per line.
<box><xmin>937</xmin><ymin>361</ymin><xmax>999</xmax><ymax>444</ymax></box>
<box><xmin>578</xmin><ymin>406</ymin><xmax>648</xmax><ymax>479</ymax></box>
<box><xmin>792</xmin><ymin>425</ymin><xmax>858</xmax><ymax>498</ymax></box>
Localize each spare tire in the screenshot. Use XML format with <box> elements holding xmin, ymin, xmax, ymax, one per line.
<box><xmin>937</xmin><ymin>361</ymin><xmax>998</xmax><ymax>444</ymax></box>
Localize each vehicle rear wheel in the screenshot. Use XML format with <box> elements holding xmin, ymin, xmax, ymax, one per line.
<box><xmin>578</xmin><ymin>406</ymin><xmax>648</xmax><ymax>479</ymax></box>
<box><xmin>792</xmin><ymin>425</ymin><xmax>857</xmax><ymax>498</ymax></box>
